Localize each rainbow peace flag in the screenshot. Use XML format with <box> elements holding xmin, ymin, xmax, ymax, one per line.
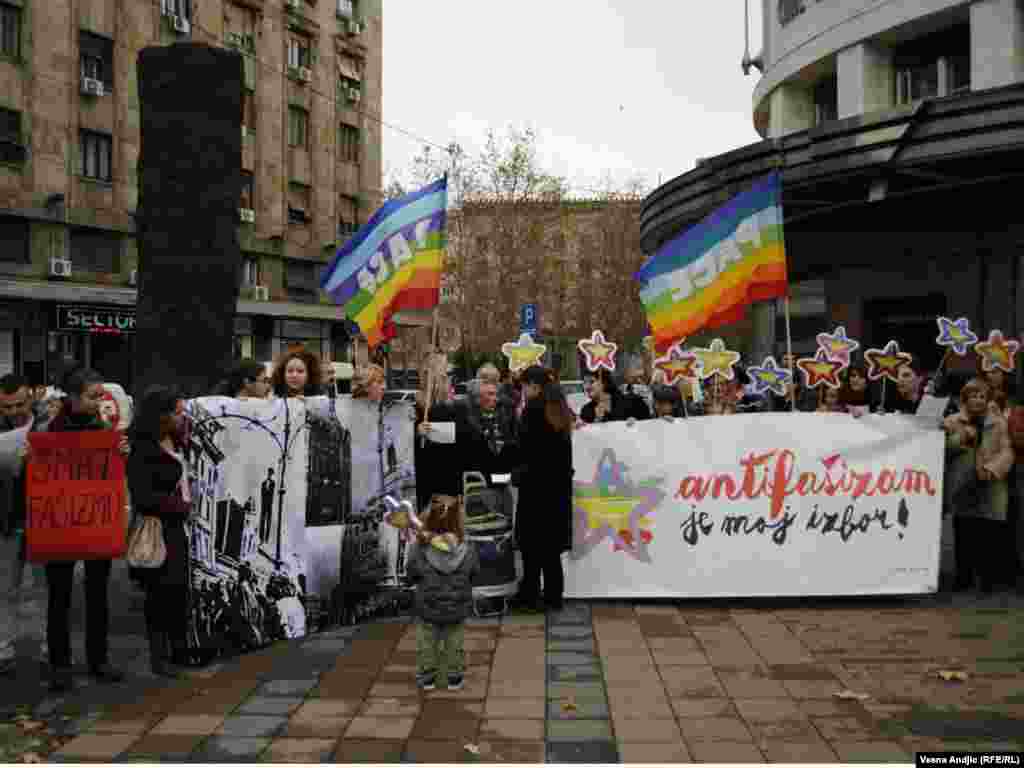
<box><xmin>320</xmin><ymin>178</ymin><xmax>447</xmax><ymax>348</ymax></box>
<box><xmin>635</xmin><ymin>173</ymin><xmax>788</xmax><ymax>354</ymax></box>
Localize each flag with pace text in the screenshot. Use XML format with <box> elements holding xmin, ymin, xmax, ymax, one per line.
<box><xmin>321</xmin><ymin>178</ymin><xmax>447</xmax><ymax>348</ymax></box>
<box><xmin>636</xmin><ymin>173</ymin><xmax>788</xmax><ymax>354</ymax></box>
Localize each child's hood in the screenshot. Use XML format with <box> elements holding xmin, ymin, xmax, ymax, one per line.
<box><xmin>424</xmin><ymin>540</ymin><xmax>469</xmax><ymax>574</ymax></box>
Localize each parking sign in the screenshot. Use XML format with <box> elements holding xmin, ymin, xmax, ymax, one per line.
<box><xmin>520</xmin><ymin>303</ymin><xmax>538</xmax><ymax>335</ymax></box>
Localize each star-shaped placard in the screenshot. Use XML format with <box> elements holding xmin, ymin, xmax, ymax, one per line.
<box><xmin>816</xmin><ymin>325</ymin><xmax>859</xmax><ymax>368</ymax></box>
<box><xmin>654</xmin><ymin>344</ymin><xmax>699</xmax><ymax>385</ymax></box>
<box><xmin>570</xmin><ymin>448</ymin><xmax>665</xmax><ymax>563</ymax></box>
<box><xmin>747</xmin><ymin>356</ymin><xmax>793</xmax><ymax>397</ymax></box>
<box><xmin>935</xmin><ymin>317</ymin><xmax>978</xmax><ymax>357</ymax></box>
<box><xmin>501</xmin><ymin>333</ymin><xmax>546</xmax><ymax>373</ymax></box>
<box><xmin>796</xmin><ymin>349</ymin><xmax>845</xmax><ymax>390</ymax></box>
<box><xmin>577</xmin><ymin>330</ymin><xmax>619</xmax><ymax>373</ymax></box>
<box><xmin>975</xmin><ymin>330</ymin><xmax>1020</xmax><ymax>373</ymax></box>
<box><xmin>864</xmin><ymin>340</ymin><xmax>912</xmax><ymax>383</ymax></box>
<box><xmin>692</xmin><ymin>338</ymin><xmax>741</xmax><ymax>381</ymax></box>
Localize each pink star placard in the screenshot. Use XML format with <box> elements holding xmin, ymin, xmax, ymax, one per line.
<box><xmin>577</xmin><ymin>330</ymin><xmax>619</xmax><ymax>373</ymax></box>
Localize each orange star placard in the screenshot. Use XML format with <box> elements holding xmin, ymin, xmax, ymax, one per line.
<box><xmin>796</xmin><ymin>349</ymin><xmax>845</xmax><ymax>390</ymax></box>
<box><xmin>864</xmin><ymin>340</ymin><xmax>912</xmax><ymax>383</ymax></box>
<box><xmin>654</xmin><ymin>344</ymin><xmax>699</xmax><ymax>385</ymax></box>
<box><xmin>692</xmin><ymin>338</ymin><xmax>740</xmax><ymax>381</ymax></box>
<box><xmin>578</xmin><ymin>330</ymin><xmax>619</xmax><ymax>373</ymax></box>
<box><xmin>975</xmin><ymin>330</ymin><xmax>1020</xmax><ymax>373</ymax></box>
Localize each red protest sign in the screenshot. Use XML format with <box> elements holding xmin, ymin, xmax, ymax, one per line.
<box><xmin>25</xmin><ymin>430</ymin><xmax>127</xmax><ymax>562</ymax></box>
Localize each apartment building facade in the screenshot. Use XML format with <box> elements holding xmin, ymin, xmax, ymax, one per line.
<box><xmin>0</xmin><ymin>0</ymin><xmax>382</xmax><ymax>389</ymax></box>
<box><xmin>642</xmin><ymin>0</ymin><xmax>1024</xmax><ymax>372</ymax></box>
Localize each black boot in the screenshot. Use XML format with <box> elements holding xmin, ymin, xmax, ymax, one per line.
<box><xmin>148</xmin><ymin>632</ymin><xmax>180</xmax><ymax>678</ymax></box>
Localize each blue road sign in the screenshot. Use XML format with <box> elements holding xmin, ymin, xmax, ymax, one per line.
<box><xmin>520</xmin><ymin>303</ymin><xmax>538</xmax><ymax>335</ymax></box>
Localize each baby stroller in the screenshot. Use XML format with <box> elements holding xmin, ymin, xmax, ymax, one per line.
<box><xmin>462</xmin><ymin>471</ymin><xmax>520</xmax><ymax>617</ymax></box>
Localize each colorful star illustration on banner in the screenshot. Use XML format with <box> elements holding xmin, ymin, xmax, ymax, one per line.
<box><xmin>571</xmin><ymin>448</ymin><xmax>665</xmax><ymax>563</ymax></box>
<box><xmin>654</xmin><ymin>344</ymin><xmax>700</xmax><ymax>385</ymax></box>
<box><xmin>746</xmin><ymin>356</ymin><xmax>793</xmax><ymax>397</ymax></box>
<box><xmin>577</xmin><ymin>330</ymin><xmax>619</xmax><ymax>373</ymax></box>
<box><xmin>816</xmin><ymin>325</ymin><xmax>860</xmax><ymax>368</ymax></box>
<box><xmin>501</xmin><ymin>333</ymin><xmax>547</xmax><ymax>373</ymax></box>
<box><xmin>935</xmin><ymin>317</ymin><xmax>978</xmax><ymax>357</ymax></box>
<box><xmin>796</xmin><ymin>349</ymin><xmax>845</xmax><ymax>390</ymax></box>
<box><xmin>864</xmin><ymin>340</ymin><xmax>912</xmax><ymax>383</ymax></box>
<box><xmin>975</xmin><ymin>329</ymin><xmax>1020</xmax><ymax>373</ymax></box>
<box><xmin>692</xmin><ymin>338</ymin><xmax>741</xmax><ymax>381</ymax></box>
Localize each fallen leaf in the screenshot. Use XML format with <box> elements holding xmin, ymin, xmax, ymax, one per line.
<box><xmin>833</xmin><ymin>690</ymin><xmax>870</xmax><ymax>701</ymax></box>
<box><xmin>937</xmin><ymin>670</ymin><xmax>969</xmax><ymax>682</ymax></box>
<box><xmin>464</xmin><ymin>743</ymin><xmax>480</xmax><ymax>756</ymax></box>
<box><xmin>21</xmin><ymin>754</ymin><xmax>41</xmax><ymax>764</ymax></box>
<box><xmin>561</xmin><ymin>700</ymin><xmax>578</xmax><ymax>712</ymax></box>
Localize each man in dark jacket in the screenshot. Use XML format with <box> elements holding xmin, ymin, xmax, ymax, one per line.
<box><xmin>0</xmin><ymin>374</ymin><xmax>50</xmax><ymax>675</ymax></box>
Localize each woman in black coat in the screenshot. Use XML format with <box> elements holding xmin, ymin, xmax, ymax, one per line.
<box><xmin>579</xmin><ymin>368</ymin><xmax>630</xmax><ymax>424</ymax></box>
<box><xmin>516</xmin><ymin>367</ymin><xmax>574</xmax><ymax>611</ymax></box>
<box><xmin>127</xmin><ymin>386</ymin><xmax>191</xmax><ymax>677</ymax></box>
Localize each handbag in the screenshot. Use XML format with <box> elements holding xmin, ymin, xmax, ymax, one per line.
<box><xmin>126</xmin><ymin>516</ymin><xmax>167</xmax><ymax>569</ymax></box>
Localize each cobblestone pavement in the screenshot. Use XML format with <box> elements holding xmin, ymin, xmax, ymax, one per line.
<box><xmin>3</xmin><ymin>591</ymin><xmax>1024</xmax><ymax>763</ymax></box>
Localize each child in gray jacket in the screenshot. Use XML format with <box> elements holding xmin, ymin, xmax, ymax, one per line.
<box><xmin>406</xmin><ymin>494</ymin><xmax>479</xmax><ymax>691</ymax></box>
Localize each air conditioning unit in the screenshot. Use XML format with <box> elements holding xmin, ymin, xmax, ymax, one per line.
<box><xmin>298</xmin><ymin>66</ymin><xmax>312</xmax><ymax>83</ymax></box>
<box><xmin>80</xmin><ymin>77</ymin><xmax>104</xmax><ymax>97</ymax></box>
<box><xmin>129</xmin><ymin>269</ymin><xmax>138</xmax><ymax>286</ymax></box>
<box><xmin>226</xmin><ymin>31</ymin><xmax>243</xmax><ymax>48</ymax></box>
<box><xmin>172</xmin><ymin>15</ymin><xmax>190</xmax><ymax>34</ymax></box>
<box><xmin>49</xmin><ymin>258</ymin><xmax>72</xmax><ymax>278</ymax></box>
<box><xmin>285</xmin><ymin>0</ymin><xmax>301</xmax><ymax>11</ymax></box>
<box><xmin>254</xmin><ymin>286</ymin><xmax>270</xmax><ymax>301</ymax></box>
<box><xmin>347</xmin><ymin>87</ymin><xmax>361</xmax><ymax>103</ymax></box>
<box><xmin>239</xmin><ymin>208</ymin><xmax>256</xmax><ymax>223</ymax></box>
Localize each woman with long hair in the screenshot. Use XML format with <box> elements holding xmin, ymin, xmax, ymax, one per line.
<box><xmin>578</xmin><ymin>368</ymin><xmax>628</xmax><ymax>424</ymax></box>
<box><xmin>352</xmin><ymin>363</ymin><xmax>386</xmax><ymax>403</ymax></box>
<box><xmin>270</xmin><ymin>346</ymin><xmax>323</xmax><ymax>398</ymax></box>
<box><xmin>126</xmin><ymin>386</ymin><xmax>192</xmax><ymax>676</ymax></box>
<box><xmin>414</xmin><ymin>353</ymin><xmax>460</xmax><ymax>512</ymax></box>
<box><xmin>880</xmin><ymin>355</ymin><xmax>923</xmax><ymax>414</ymax></box>
<box><xmin>839</xmin><ymin>361</ymin><xmax>877</xmax><ymax>417</ymax></box>
<box><xmin>515</xmin><ymin>366</ymin><xmax>574</xmax><ymax>612</ymax></box>
<box><xmin>217</xmin><ymin>359</ymin><xmax>271</xmax><ymax>399</ymax></box>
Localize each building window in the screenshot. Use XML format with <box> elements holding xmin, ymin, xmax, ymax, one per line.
<box><xmin>224</xmin><ymin>2</ymin><xmax>255</xmax><ymax>50</ymax></box>
<box><xmin>894</xmin><ymin>24</ymin><xmax>969</xmax><ymax>105</ymax></box>
<box><xmin>0</xmin><ymin>216</ymin><xmax>29</xmax><ymax>263</ymax></box>
<box><xmin>0</xmin><ymin>108</ymin><xmax>25</xmax><ymax>166</ymax></box>
<box><xmin>338</xmin><ymin>194</ymin><xmax>357</xmax><ymax>238</ymax></box>
<box><xmin>945</xmin><ymin>53</ymin><xmax>970</xmax><ymax>96</ymax></box>
<box><xmin>778</xmin><ymin>0</ymin><xmax>805</xmax><ymax>26</ymax></box>
<box><xmin>288</xmin><ymin>183</ymin><xmax>311</xmax><ymax>224</ymax></box>
<box><xmin>0</xmin><ymin>3</ymin><xmax>21</xmax><ymax>59</ymax></box>
<box><xmin>161</xmin><ymin>0</ymin><xmax>192</xmax><ymax>20</ymax></box>
<box><xmin>338</xmin><ymin>218</ymin><xmax>357</xmax><ymax>239</ymax></box>
<box><xmin>240</xmin><ymin>170</ymin><xmax>254</xmax><ymax>209</ymax></box>
<box><xmin>70</xmin><ymin>229</ymin><xmax>121</xmax><ymax>273</ymax></box>
<box><xmin>339</xmin><ymin>122</ymin><xmax>359</xmax><ymax>163</ymax></box>
<box><xmin>813</xmin><ymin>73</ymin><xmax>837</xmax><ymax>126</ymax></box>
<box><xmin>287</xmin><ymin>36</ymin><xmax>312</xmax><ymax>70</ymax></box>
<box><xmin>337</xmin><ymin>0</ymin><xmax>356</xmax><ymax>18</ymax></box>
<box><xmin>284</xmin><ymin>258</ymin><xmax>319</xmax><ymax>296</ymax></box>
<box><xmin>242</xmin><ymin>89</ymin><xmax>256</xmax><ymax>133</ymax></box>
<box><xmin>80</xmin><ymin>31</ymin><xmax>114</xmax><ymax>90</ymax></box>
<box><xmin>288</xmin><ymin>107</ymin><xmax>309</xmax><ymax>148</ymax></box>
<box><xmin>80</xmin><ymin>130</ymin><xmax>112</xmax><ymax>182</ymax></box>
<box><xmin>242</xmin><ymin>257</ymin><xmax>260</xmax><ymax>286</ymax></box>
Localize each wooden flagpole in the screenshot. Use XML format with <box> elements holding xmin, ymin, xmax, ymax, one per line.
<box><xmin>784</xmin><ymin>296</ymin><xmax>796</xmax><ymax>412</ymax></box>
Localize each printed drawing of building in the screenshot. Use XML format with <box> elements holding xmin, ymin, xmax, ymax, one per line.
<box><xmin>306</xmin><ymin>411</ymin><xmax>351</xmax><ymax>527</ymax></box>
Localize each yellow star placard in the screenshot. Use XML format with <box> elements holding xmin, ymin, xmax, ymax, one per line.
<box><xmin>976</xmin><ymin>330</ymin><xmax>1020</xmax><ymax>373</ymax></box>
<box><xmin>578</xmin><ymin>330</ymin><xmax>618</xmax><ymax>373</ymax></box>
<box><xmin>692</xmin><ymin>338</ymin><xmax>741</xmax><ymax>381</ymax></box>
<box><xmin>502</xmin><ymin>333</ymin><xmax>547</xmax><ymax>373</ymax></box>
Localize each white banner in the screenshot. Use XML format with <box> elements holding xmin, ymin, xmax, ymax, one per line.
<box><xmin>565</xmin><ymin>414</ymin><xmax>944</xmax><ymax>598</ymax></box>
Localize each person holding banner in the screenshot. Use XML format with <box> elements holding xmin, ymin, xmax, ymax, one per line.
<box><xmin>880</xmin><ymin>356</ymin><xmax>924</xmax><ymax>415</ymax></box>
<box><xmin>270</xmin><ymin>346</ymin><xmax>324</xmax><ymax>399</ymax></box>
<box><xmin>126</xmin><ymin>386</ymin><xmax>192</xmax><ymax>677</ymax></box>
<box><xmin>579</xmin><ymin>369</ymin><xmax>629</xmax><ymax>424</ymax></box>
<box><xmin>515</xmin><ymin>367</ymin><xmax>574</xmax><ymax>612</ymax></box>
<box><xmin>44</xmin><ymin>367</ymin><xmax>129</xmax><ymax>692</ymax></box>
<box><xmin>944</xmin><ymin>378</ymin><xmax>1015</xmax><ymax>593</ymax></box>
<box><xmin>652</xmin><ymin>384</ymin><xmax>685</xmax><ymax>419</ymax></box>
<box><xmin>838</xmin><ymin>362</ymin><xmax>878</xmax><ymax>417</ymax></box>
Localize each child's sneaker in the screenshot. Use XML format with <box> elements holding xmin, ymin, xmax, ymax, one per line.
<box><xmin>416</xmin><ymin>670</ymin><xmax>436</xmax><ymax>691</ymax></box>
<box><xmin>447</xmin><ymin>673</ymin><xmax>464</xmax><ymax>691</ymax></box>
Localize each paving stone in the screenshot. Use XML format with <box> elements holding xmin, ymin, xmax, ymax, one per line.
<box><xmin>762</xmin><ymin>739</ymin><xmax>839</xmax><ymax>763</ymax></box>
<box><xmin>688</xmin><ymin>740</ymin><xmax>765</xmax><ymax>762</ymax></box>
<box><xmin>547</xmin><ymin>718</ymin><xmax>614</xmax><ymax>741</ymax></box>
<box><xmin>332</xmin><ymin>738</ymin><xmax>405</xmax><ymax>763</ymax></box>
<box><xmin>262</xmin><ymin>736</ymin><xmax>338</xmax><ymax>762</ymax></box>
<box><xmin>254</xmin><ymin>679</ymin><xmax>319</xmax><ymax>697</ymax></box>
<box><xmin>282</xmin><ymin>714</ymin><xmax>351</xmax><ymax>739</ymax></box>
<box><xmin>192</xmin><ymin>736</ymin><xmax>270</xmax><ymax>762</ymax></box>
<box><xmin>716</xmin><ymin>665</ymin><xmax>791</xmax><ymax>698</ymax></box>
<box><xmin>617</xmin><ymin>741</ymin><xmax>691</xmax><ymax>763</ymax></box>
<box><xmin>612</xmin><ymin>716</ymin><xmax>683</xmax><ymax>743</ymax></box>
<box><xmin>118</xmin><ymin>733</ymin><xmax>206</xmax><ymax>760</ymax></box>
<box><xmin>547</xmin><ymin>652</ymin><xmax>598</xmax><ymax>666</ymax></box>
<box><xmin>291</xmin><ymin>699</ymin><xmax>362</xmax><ymax>719</ymax></box>
<box><xmin>402</xmin><ymin>739</ymin><xmax>479</xmax><ymax>763</ymax></box>
<box><xmin>546</xmin><ymin>639</ymin><xmax>597</xmax><ymax>653</ymax></box>
<box><xmin>475</xmin><ymin>740</ymin><xmax>546</xmax><ymax>763</ymax></box>
<box><xmin>679</xmin><ymin>716</ymin><xmax>753</xmax><ymax>743</ymax></box>
<box><xmin>832</xmin><ymin>740</ymin><xmax>912</xmax><ymax>762</ymax></box>
<box><xmin>670</xmin><ymin>697</ymin><xmax>738</xmax><ymax>718</ymax></box>
<box><xmin>51</xmin><ymin>732</ymin><xmax>140</xmax><ymax>761</ymax></box>
<box><xmin>733</xmin><ymin>697</ymin><xmax>806</xmax><ymax>722</ymax></box>
<box><xmin>150</xmin><ymin>713</ymin><xmax>225</xmax><ymax>736</ymax></box>
<box><xmin>344</xmin><ymin>716</ymin><xmax>417</xmax><ymax>740</ymax></box>
<box><xmin>768</xmin><ymin>663</ymin><xmax>838</xmax><ymax>680</ymax></box>
<box><xmin>548</xmin><ymin>681</ymin><xmax>608</xmax><ymax>700</ymax></box>
<box><xmin>216</xmin><ymin>715</ymin><xmax>287</xmax><ymax>738</ymax></box>
<box><xmin>88</xmin><ymin>718</ymin><xmax>155</xmax><ymax>735</ymax></box>
<box><xmin>483</xmin><ymin>697</ymin><xmax>546</xmax><ymax>719</ymax></box>
<box><xmin>607</xmin><ymin>694</ymin><xmax>675</xmax><ymax>720</ymax></box>
<box><xmin>235</xmin><ymin>696</ymin><xmax>304</xmax><ymax>716</ymax></box>
<box><xmin>545</xmin><ymin>740</ymin><xmax>620</xmax><ymax>763</ymax></box>
<box><xmin>748</xmin><ymin>718</ymin><xmax>823</xmax><ymax>743</ymax></box>
<box><xmin>489</xmin><ymin>679</ymin><xmax>546</xmax><ymax>698</ymax></box>
<box><xmin>548</xmin><ymin>626</ymin><xmax>594</xmax><ymax>640</ymax></box>
<box><xmin>549</xmin><ymin>664</ymin><xmax>604</xmax><ymax>683</ymax></box>
<box><xmin>358</xmin><ymin>697</ymin><xmax>421</xmax><ymax>717</ymax></box>
<box><xmin>658</xmin><ymin>665</ymin><xmax>726</xmax><ymax>698</ymax></box>
<box><xmin>548</xmin><ymin>696</ymin><xmax>611</xmax><ymax>720</ymax></box>
<box><xmin>480</xmin><ymin>718</ymin><xmax>545</xmax><ymax>741</ymax></box>
<box><xmin>810</xmin><ymin>715</ymin><xmax>881</xmax><ymax>742</ymax></box>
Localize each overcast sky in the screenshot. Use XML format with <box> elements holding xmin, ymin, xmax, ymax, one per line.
<box><xmin>382</xmin><ymin>1</ymin><xmax>764</xmax><ymax>196</ymax></box>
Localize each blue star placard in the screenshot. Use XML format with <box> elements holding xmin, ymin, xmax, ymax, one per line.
<box><xmin>746</xmin><ymin>356</ymin><xmax>793</xmax><ymax>397</ymax></box>
<box><xmin>935</xmin><ymin>316</ymin><xmax>978</xmax><ymax>357</ymax></box>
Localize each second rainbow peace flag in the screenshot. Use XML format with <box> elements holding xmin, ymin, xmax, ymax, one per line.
<box><xmin>320</xmin><ymin>178</ymin><xmax>447</xmax><ymax>348</ymax></box>
<box><xmin>636</xmin><ymin>172</ymin><xmax>788</xmax><ymax>354</ymax></box>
